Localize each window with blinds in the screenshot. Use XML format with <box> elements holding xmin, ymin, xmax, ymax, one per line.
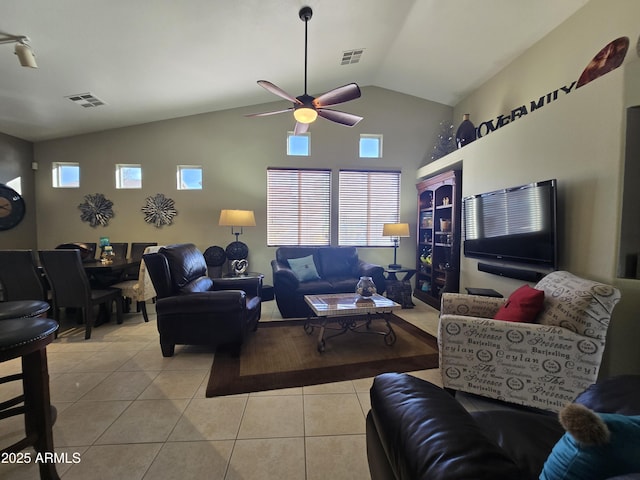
<box><xmin>267</xmin><ymin>168</ymin><xmax>331</xmax><ymax>246</ymax></box>
<box><xmin>338</xmin><ymin>170</ymin><xmax>401</xmax><ymax>246</ymax></box>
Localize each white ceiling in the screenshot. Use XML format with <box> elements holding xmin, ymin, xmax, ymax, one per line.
<box><xmin>0</xmin><ymin>0</ymin><xmax>588</xmax><ymax>142</ymax></box>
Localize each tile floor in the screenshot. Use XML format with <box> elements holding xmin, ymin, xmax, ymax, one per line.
<box><xmin>0</xmin><ymin>298</ymin><xmax>464</xmax><ymax>480</ymax></box>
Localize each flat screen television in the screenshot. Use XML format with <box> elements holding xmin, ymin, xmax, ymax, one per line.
<box><xmin>463</xmin><ymin>179</ymin><xmax>558</xmax><ymax>269</ymax></box>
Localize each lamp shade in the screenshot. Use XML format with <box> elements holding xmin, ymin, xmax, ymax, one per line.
<box><xmin>382</xmin><ymin>223</ymin><xmax>410</xmax><ymax>237</ymax></box>
<box><xmin>219</xmin><ymin>209</ymin><xmax>256</xmax><ymax>227</ymax></box>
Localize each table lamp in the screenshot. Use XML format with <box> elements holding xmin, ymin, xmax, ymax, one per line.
<box><xmin>382</xmin><ymin>223</ymin><xmax>410</xmax><ymax>269</ymax></box>
<box><xmin>219</xmin><ymin>209</ymin><xmax>256</xmax><ymax>275</ymax></box>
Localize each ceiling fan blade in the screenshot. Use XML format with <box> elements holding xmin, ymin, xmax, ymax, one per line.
<box><xmin>313</xmin><ymin>83</ymin><xmax>361</xmax><ymax>108</ymax></box>
<box><xmin>317</xmin><ymin>108</ymin><xmax>363</xmax><ymax>127</ymax></box>
<box><xmin>244</xmin><ymin>108</ymin><xmax>293</xmax><ymax>118</ymax></box>
<box><xmin>257</xmin><ymin>80</ymin><xmax>303</xmax><ymax>104</ymax></box>
<box><xmin>294</xmin><ymin>122</ymin><xmax>310</xmax><ymax>135</ymax></box>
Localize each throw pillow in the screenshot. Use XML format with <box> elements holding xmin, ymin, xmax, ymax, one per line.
<box><xmin>493</xmin><ymin>284</ymin><xmax>544</xmax><ymax>323</ymax></box>
<box><xmin>288</xmin><ymin>255</ymin><xmax>321</xmax><ymax>282</ymax></box>
<box><xmin>540</xmin><ymin>403</ymin><xmax>640</xmax><ymax>480</ymax></box>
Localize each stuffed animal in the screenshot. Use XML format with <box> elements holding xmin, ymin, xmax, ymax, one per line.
<box><xmin>539</xmin><ymin>403</ymin><xmax>640</xmax><ymax>479</ymax></box>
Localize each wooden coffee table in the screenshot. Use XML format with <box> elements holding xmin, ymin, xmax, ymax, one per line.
<box><xmin>303</xmin><ymin>293</ymin><xmax>401</xmax><ymax>353</ymax></box>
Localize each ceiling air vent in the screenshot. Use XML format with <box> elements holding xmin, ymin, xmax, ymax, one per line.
<box><xmin>341</xmin><ymin>49</ymin><xmax>364</xmax><ymax>65</ymax></box>
<box><xmin>65</xmin><ymin>93</ymin><xmax>106</xmax><ymax>108</ymax></box>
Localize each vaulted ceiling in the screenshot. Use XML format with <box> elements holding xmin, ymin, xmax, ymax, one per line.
<box><xmin>0</xmin><ymin>0</ymin><xmax>588</xmax><ymax>142</ymax></box>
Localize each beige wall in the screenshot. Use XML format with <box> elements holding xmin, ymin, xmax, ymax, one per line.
<box><xmin>33</xmin><ymin>86</ymin><xmax>451</xmax><ymax>279</ymax></box>
<box><xmin>454</xmin><ymin>0</ymin><xmax>640</xmax><ymax>127</ymax></box>
<box><xmin>0</xmin><ymin>132</ymin><xmax>37</xmax><ymax>249</ymax></box>
<box><xmin>418</xmin><ymin>0</ymin><xmax>640</xmax><ymax>376</ymax></box>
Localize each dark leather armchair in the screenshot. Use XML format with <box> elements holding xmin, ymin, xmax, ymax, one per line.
<box><xmin>366</xmin><ymin>373</ymin><xmax>640</xmax><ymax>480</ymax></box>
<box><xmin>143</xmin><ymin>243</ymin><xmax>262</xmax><ymax>357</ymax></box>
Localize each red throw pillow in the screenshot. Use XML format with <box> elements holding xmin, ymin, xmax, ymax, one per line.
<box><xmin>493</xmin><ymin>284</ymin><xmax>544</xmax><ymax>323</ymax></box>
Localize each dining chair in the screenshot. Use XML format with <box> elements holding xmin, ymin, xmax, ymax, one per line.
<box><xmin>0</xmin><ymin>250</ymin><xmax>47</xmax><ymax>302</ymax></box>
<box><xmin>111</xmin><ymin>245</ymin><xmax>162</xmax><ymax>322</ymax></box>
<box><xmin>55</xmin><ymin>242</ymin><xmax>97</xmax><ymax>262</ymax></box>
<box><xmin>130</xmin><ymin>242</ymin><xmax>158</xmax><ymax>261</ymax></box>
<box><xmin>38</xmin><ymin>249</ymin><xmax>123</xmax><ymax>339</ymax></box>
<box><xmin>105</xmin><ymin>242</ymin><xmax>128</xmax><ymax>260</ymax></box>
<box><xmin>126</xmin><ymin>242</ymin><xmax>158</xmax><ymax>280</ymax></box>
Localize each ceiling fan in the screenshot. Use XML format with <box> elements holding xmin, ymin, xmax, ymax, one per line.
<box><xmin>246</xmin><ymin>6</ymin><xmax>363</xmax><ymax>134</ymax></box>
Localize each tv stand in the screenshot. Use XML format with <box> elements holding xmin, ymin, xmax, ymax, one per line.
<box><xmin>465</xmin><ymin>287</ymin><xmax>503</xmax><ymax>298</ymax></box>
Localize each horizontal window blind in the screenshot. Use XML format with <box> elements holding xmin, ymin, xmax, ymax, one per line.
<box><xmin>267</xmin><ymin>168</ymin><xmax>331</xmax><ymax>246</ymax></box>
<box><xmin>338</xmin><ymin>170</ymin><xmax>400</xmax><ymax>246</ymax></box>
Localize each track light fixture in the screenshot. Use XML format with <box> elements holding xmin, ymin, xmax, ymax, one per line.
<box><xmin>0</xmin><ymin>33</ymin><xmax>38</xmax><ymax>68</ymax></box>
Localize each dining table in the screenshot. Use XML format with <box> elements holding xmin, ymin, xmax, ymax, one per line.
<box><xmin>36</xmin><ymin>257</ymin><xmax>141</xmax><ymax>288</ymax></box>
<box><xmin>82</xmin><ymin>257</ymin><xmax>140</xmax><ymax>274</ymax></box>
<box><xmin>82</xmin><ymin>258</ymin><xmax>141</xmax><ymax>288</ymax></box>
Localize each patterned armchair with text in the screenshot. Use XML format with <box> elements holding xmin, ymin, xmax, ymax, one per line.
<box><xmin>438</xmin><ymin>271</ymin><xmax>621</xmax><ymax>412</ymax></box>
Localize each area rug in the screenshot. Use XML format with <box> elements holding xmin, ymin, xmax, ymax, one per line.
<box><xmin>206</xmin><ymin>314</ymin><xmax>439</xmax><ymax>397</ymax></box>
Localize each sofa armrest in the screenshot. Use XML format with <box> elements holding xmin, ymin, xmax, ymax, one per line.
<box><xmin>368</xmin><ymin>373</ymin><xmax>522</xmax><ymax>480</ymax></box>
<box><xmin>143</xmin><ymin>252</ymin><xmax>173</xmax><ymax>298</ymax></box>
<box><xmin>440</xmin><ymin>292</ymin><xmax>506</xmax><ymax>317</ymax></box>
<box><xmin>271</xmin><ymin>259</ymin><xmax>300</xmax><ymax>289</ymax></box>
<box><xmin>357</xmin><ymin>260</ymin><xmax>386</xmax><ymax>293</ymax></box>
<box><xmin>155</xmin><ymin>290</ymin><xmax>246</xmax><ymax>315</ymax></box>
<box><xmin>438</xmin><ymin>314</ymin><xmax>606</xmax><ymax>411</ymax></box>
<box><xmin>358</xmin><ymin>260</ymin><xmax>383</xmax><ymax>276</ymax></box>
<box><xmin>213</xmin><ymin>276</ymin><xmax>262</xmax><ymax>298</ymax></box>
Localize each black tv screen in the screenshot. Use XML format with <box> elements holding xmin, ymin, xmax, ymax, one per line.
<box><xmin>463</xmin><ymin>179</ymin><xmax>558</xmax><ymax>269</ymax></box>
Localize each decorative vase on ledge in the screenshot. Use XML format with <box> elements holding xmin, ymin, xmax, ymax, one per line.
<box><xmin>456</xmin><ymin>113</ymin><xmax>477</xmax><ymax>148</ymax></box>
<box><xmin>356</xmin><ymin>276</ymin><xmax>377</xmax><ymax>298</ymax></box>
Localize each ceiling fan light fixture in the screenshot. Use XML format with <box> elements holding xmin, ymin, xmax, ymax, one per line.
<box><xmin>246</xmin><ymin>6</ymin><xmax>362</xmax><ymax>130</ymax></box>
<box><xmin>293</xmin><ymin>106</ymin><xmax>317</xmax><ymax>124</ymax></box>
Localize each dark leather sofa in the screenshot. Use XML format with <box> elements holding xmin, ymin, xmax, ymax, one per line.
<box><xmin>143</xmin><ymin>243</ymin><xmax>262</xmax><ymax>356</ymax></box>
<box><xmin>366</xmin><ymin>373</ymin><xmax>640</xmax><ymax>480</ymax></box>
<box><xmin>271</xmin><ymin>246</ymin><xmax>386</xmax><ymax>318</ymax></box>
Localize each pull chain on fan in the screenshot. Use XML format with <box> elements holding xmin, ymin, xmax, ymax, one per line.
<box><xmin>246</xmin><ymin>6</ymin><xmax>363</xmax><ymax>132</ymax></box>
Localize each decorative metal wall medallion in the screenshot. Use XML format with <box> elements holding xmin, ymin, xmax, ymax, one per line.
<box><xmin>78</xmin><ymin>193</ymin><xmax>114</xmax><ymax>227</ymax></box>
<box><xmin>142</xmin><ymin>193</ymin><xmax>177</xmax><ymax>227</ymax></box>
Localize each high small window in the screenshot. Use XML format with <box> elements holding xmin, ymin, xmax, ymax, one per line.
<box><xmin>359</xmin><ymin>134</ymin><xmax>383</xmax><ymax>158</ymax></box>
<box><xmin>52</xmin><ymin>162</ymin><xmax>80</xmax><ymax>188</ymax></box>
<box><xmin>177</xmin><ymin>165</ymin><xmax>203</xmax><ymax>190</ymax></box>
<box><xmin>338</xmin><ymin>170</ymin><xmax>401</xmax><ymax>246</ymax></box>
<box><xmin>115</xmin><ymin>164</ymin><xmax>142</xmax><ymax>189</ymax></box>
<box><xmin>287</xmin><ymin>133</ymin><xmax>310</xmax><ymax>156</ymax></box>
<box><xmin>267</xmin><ymin>168</ymin><xmax>331</xmax><ymax>246</ymax></box>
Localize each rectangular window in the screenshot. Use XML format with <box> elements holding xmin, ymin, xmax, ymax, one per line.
<box><xmin>115</xmin><ymin>164</ymin><xmax>142</xmax><ymax>189</ymax></box>
<box><xmin>177</xmin><ymin>165</ymin><xmax>203</xmax><ymax>190</ymax></box>
<box><xmin>267</xmin><ymin>168</ymin><xmax>331</xmax><ymax>246</ymax></box>
<box><xmin>359</xmin><ymin>134</ymin><xmax>383</xmax><ymax>158</ymax></box>
<box><xmin>338</xmin><ymin>170</ymin><xmax>401</xmax><ymax>246</ymax></box>
<box><xmin>52</xmin><ymin>162</ymin><xmax>80</xmax><ymax>188</ymax></box>
<box><xmin>287</xmin><ymin>132</ymin><xmax>310</xmax><ymax>156</ymax></box>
